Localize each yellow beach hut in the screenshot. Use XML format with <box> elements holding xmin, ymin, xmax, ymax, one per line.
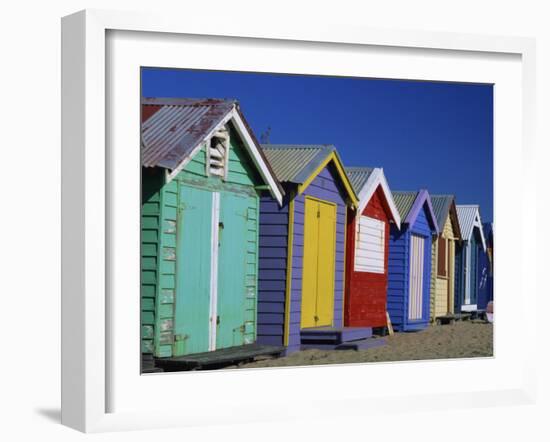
<box><xmin>429</xmin><ymin>195</ymin><xmax>461</xmax><ymax>323</ymax></box>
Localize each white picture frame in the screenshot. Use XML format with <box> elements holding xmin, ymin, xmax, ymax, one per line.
<box><xmin>61</xmin><ymin>9</ymin><xmax>537</xmax><ymax>433</ymax></box>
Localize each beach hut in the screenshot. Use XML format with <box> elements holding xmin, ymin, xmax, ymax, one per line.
<box><xmin>429</xmin><ymin>195</ymin><xmax>461</xmax><ymax>322</ymax></box>
<box><xmin>344</xmin><ymin>167</ymin><xmax>401</xmax><ymax>328</ymax></box>
<box><xmin>477</xmin><ymin>222</ymin><xmax>494</xmax><ymax>310</ymax></box>
<box><xmin>257</xmin><ymin>145</ymin><xmax>362</xmax><ymax>353</ymax></box>
<box><xmin>140</xmin><ymin>98</ymin><xmax>284</xmax><ymax>362</ymax></box>
<box><xmin>388</xmin><ymin>191</ymin><xmax>439</xmax><ymax>331</ymax></box>
<box><xmin>455</xmin><ymin>205</ymin><xmax>487</xmax><ymax>313</ymax></box>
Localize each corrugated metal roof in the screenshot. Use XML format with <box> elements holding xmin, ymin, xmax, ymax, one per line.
<box><xmin>430</xmin><ymin>195</ymin><xmax>455</xmax><ymax>232</ymax></box>
<box><xmin>141</xmin><ymin>98</ymin><xmax>236</xmax><ymax>169</ymax></box>
<box><xmin>456</xmin><ymin>205</ymin><xmax>481</xmax><ymax>241</ymax></box>
<box><xmin>261</xmin><ymin>144</ymin><xmax>334</xmax><ymax>183</ymax></box>
<box><xmin>346</xmin><ymin>167</ymin><xmax>375</xmax><ymax>194</ymax></box>
<box><xmin>392</xmin><ymin>191</ymin><xmax>419</xmax><ymax>220</ymax></box>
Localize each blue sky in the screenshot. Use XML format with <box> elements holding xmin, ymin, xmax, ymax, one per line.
<box><xmin>142</xmin><ymin>68</ymin><xmax>493</xmax><ymax>222</ymax></box>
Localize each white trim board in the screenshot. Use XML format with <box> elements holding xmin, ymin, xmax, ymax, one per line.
<box><xmin>165</xmin><ymin>108</ymin><xmax>284</xmax><ymax>205</ymax></box>
<box><xmin>208</xmin><ymin>192</ymin><xmax>221</xmax><ymax>352</ymax></box>
<box><xmin>356</xmin><ymin>168</ymin><xmax>401</xmax><ymax>229</ymax></box>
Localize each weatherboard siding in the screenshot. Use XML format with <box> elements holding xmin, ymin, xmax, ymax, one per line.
<box><xmin>388</xmin><ymin>228</ymin><xmax>408</xmax><ymax>329</ymax></box>
<box><xmin>430</xmin><ymin>237</ymin><xmax>437</xmax><ymax>320</ymax></box>
<box><xmin>345</xmin><ymin>186</ymin><xmax>391</xmax><ymax>328</ymax></box>
<box><xmin>142</xmin><ymin>128</ymin><xmax>264</xmax><ymax>358</ymax></box>
<box><xmin>258</xmin><ymin>163</ymin><xmax>348</xmax><ymax>350</ymax></box>
<box><xmin>454</xmin><ymin>242</ymin><xmax>465</xmax><ymax>313</ymax></box>
<box><xmin>257</xmin><ymin>197</ymin><xmax>289</xmax><ymax>346</ymax></box>
<box><xmin>432</xmin><ymin>215</ymin><xmax>456</xmax><ymax>319</ymax></box>
<box><xmin>469</xmin><ymin>232</ymin><xmax>479</xmax><ymax>306</ymax></box>
<box><xmin>295</xmin><ymin>166</ymin><xmax>347</xmax><ymax>329</ymax></box>
<box><xmin>155</xmin><ymin>179</ymin><xmax>178</xmax><ymax>357</ymax></box>
<box><xmin>388</xmin><ymin>203</ymin><xmax>433</xmax><ymax>331</ymax></box>
<box><xmin>141</xmin><ymin>168</ymin><xmax>164</xmax><ymax>355</ymax></box>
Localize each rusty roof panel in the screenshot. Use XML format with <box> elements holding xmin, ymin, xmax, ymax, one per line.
<box><xmin>141</xmin><ymin>98</ymin><xmax>235</xmax><ymax>169</ymax></box>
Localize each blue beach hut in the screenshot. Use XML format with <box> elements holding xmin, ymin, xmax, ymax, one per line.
<box><xmin>455</xmin><ymin>205</ymin><xmax>487</xmax><ymax>313</ymax></box>
<box><xmin>477</xmin><ymin>222</ymin><xmax>494</xmax><ymax>310</ymax></box>
<box><xmin>388</xmin><ymin>190</ymin><xmax>439</xmax><ymax>331</ymax></box>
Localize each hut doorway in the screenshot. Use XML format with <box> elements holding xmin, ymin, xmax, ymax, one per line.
<box><xmin>174</xmin><ymin>186</ymin><xmax>250</xmax><ymax>356</ymax></box>
<box><xmin>175</xmin><ymin>185</ymin><xmax>215</xmax><ymax>356</ymax></box>
<box><xmin>301</xmin><ymin>197</ymin><xmax>337</xmax><ymax>328</ymax></box>
<box><xmin>408</xmin><ymin>234</ymin><xmax>425</xmax><ymax>320</ymax></box>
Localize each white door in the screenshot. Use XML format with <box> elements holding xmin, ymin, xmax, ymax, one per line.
<box><xmin>408</xmin><ymin>234</ymin><xmax>425</xmax><ymax>320</ymax></box>
<box><xmin>464</xmin><ymin>241</ymin><xmax>471</xmax><ymax>305</ymax></box>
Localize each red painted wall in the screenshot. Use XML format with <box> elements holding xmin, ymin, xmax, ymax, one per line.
<box><xmin>345</xmin><ymin>186</ymin><xmax>391</xmax><ymax>328</ymax></box>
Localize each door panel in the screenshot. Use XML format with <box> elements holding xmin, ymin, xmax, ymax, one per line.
<box><xmin>301</xmin><ymin>198</ymin><xmax>336</xmax><ymax>328</ymax></box>
<box><xmin>316</xmin><ymin>201</ymin><xmax>336</xmax><ymax>326</ymax></box>
<box><xmin>408</xmin><ymin>234</ymin><xmax>425</xmax><ymax>320</ymax></box>
<box><xmin>470</xmin><ymin>236</ymin><xmax>479</xmax><ymax>305</ymax></box>
<box><xmin>301</xmin><ymin>198</ymin><xmax>320</xmax><ymax>328</ymax></box>
<box><xmin>216</xmin><ymin>192</ymin><xmax>249</xmax><ymax>349</ymax></box>
<box><xmin>174</xmin><ymin>185</ymin><xmax>213</xmax><ymax>356</ymax></box>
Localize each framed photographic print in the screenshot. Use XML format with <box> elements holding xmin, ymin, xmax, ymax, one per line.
<box><xmin>61</xmin><ymin>9</ymin><xmax>536</xmax><ymax>433</ymax></box>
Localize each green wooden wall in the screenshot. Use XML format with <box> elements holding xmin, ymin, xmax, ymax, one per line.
<box><xmin>141</xmin><ymin>123</ymin><xmax>263</xmax><ymax>358</ymax></box>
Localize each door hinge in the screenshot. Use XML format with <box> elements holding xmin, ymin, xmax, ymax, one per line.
<box><xmin>317</xmin><ymin>209</ymin><xmax>320</xmax><ymax>218</ymax></box>
<box><xmin>314</xmin><ymin>315</ymin><xmax>319</xmax><ymax>322</ymax></box>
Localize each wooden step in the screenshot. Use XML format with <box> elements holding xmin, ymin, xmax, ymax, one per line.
<box><xmin>155</xmin><ymin>343</ymin><xmax>284</xmax><ymax>371</ymax></box>
<box><xmin>301</xmin><ymin>327</ymin><xmax>372</xmax><ymax>344</ymax></box>
<box><xmin>301</xmin><ymin>337</ymin><xmax>386</xmax><ymax>351</ymax></box>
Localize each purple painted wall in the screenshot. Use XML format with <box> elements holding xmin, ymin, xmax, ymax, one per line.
<box><xmin>257</xmin><ymin>163</ymin><xmax>348</xmax><ymax>351</ymax></box>
<box><xmin>257</xmin><ymin>197</ymin><xmax>289</xmax><ymax>346</ymax></box>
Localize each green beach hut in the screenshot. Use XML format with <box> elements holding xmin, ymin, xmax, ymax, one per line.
<box><xmin>141</xmin><ymin>98</ymin><xmax>283</xmax><ymax>363</ymax></box>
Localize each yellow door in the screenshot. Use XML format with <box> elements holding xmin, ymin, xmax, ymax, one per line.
<box><xmin>301</xmin><ymin>197</ymin><xmax>337</xmax><ymax>328</ymax></box>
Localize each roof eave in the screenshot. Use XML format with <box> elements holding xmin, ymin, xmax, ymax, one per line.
<box><xmin>357</xmin><ymin>168</ymin><xmax>401</xmax><ymax>229</ymax></box>
<box><xmin>296</xmin><ymin>148</ymin><xmax>359</xmax><ymax>208</ymax></box>
<box><xmin>404</xmin><ymin>190</ymin><xmax>439</xmax><ymax>235</ymax></box>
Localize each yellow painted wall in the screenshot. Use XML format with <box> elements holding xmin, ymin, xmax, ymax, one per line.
<box><xmin>431</xmin><ymin>215</ymin><xmax>456</xmax><ymax>319</ymax></box>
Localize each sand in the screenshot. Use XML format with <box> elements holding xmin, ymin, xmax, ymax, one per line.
<box><xmin>234</xmin><ymin>320</ymin><xmax>493</xmax><ymax>369</ymax></box>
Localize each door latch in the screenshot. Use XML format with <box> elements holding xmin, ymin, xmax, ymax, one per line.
<box><xmin>218</xmin><ymin>222</ymin><xmax>224</xmax><ymax>246</ymax></box>
<box><xmin>216</xmin><ymin>315</ymin><xmax>220</xmax><ymax>325</ymax></box>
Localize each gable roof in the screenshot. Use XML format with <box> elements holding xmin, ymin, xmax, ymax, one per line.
<box><xmin>393</xmin><ymin>191</ymin><xmax>419</xmax><ymax>221</ymax></box>
<box><xmin>456</xmin><ymin>205</ymin><xmax>487</xmax><ymax>251</ymax></box>
<box><xmin>346</xmin><ymin>167</ymin><xmax>375</xmax><ymax>192</ymax></box>
<box><xmin>261</xmin><ymin>144</ymin><xmax>329</xmax><ymax>183</ymax></box>
<box><xmin>261</xmin><ymin>144</ymin><xmax>358</xmax><ymax>207</ymax></box>
<box><xmin>346</xmin><ymin>167</ymin><xmax>401</xmax><ymax>228</ymax></box>
<box><xmin>431</xmin><ymin>195</ymin><xmax>461</xmax><ymax>239</ymax></box>
<box><xmin>141</xmin><ymin>98</ymin><xmax>283</xmax><ymax>204</ymax></box>
<box><xmin>392</xmin><ymin>190</ymin><xmax>439</xmax><ymax>235</ymax></box>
